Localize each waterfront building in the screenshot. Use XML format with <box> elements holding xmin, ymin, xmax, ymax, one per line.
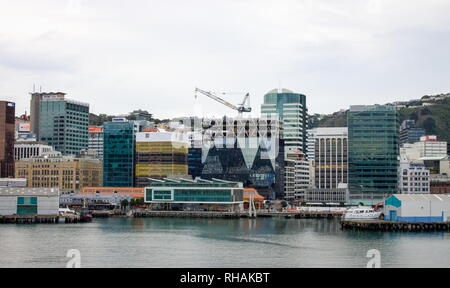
<box><xmin>144</xmin><ymin>177</ymin><xmax>244</xmax><ymax>212</ymax></box>
<box><xmin>0</xmin><ymin>101</ymin><xmax>15</xmax><ymax>178</ymax></box>
<box><xmin>88</xmin><ymin>126</ymin><xmax>104</xmax><ymax>160</ymax></box>
<box><xmin>14</xmin><ymin>141</ymin><xmax>54</xmax><ymax>161</ymax></box>
<box><xmin>305</xmin><ymin>184</ymin><xmax>349</xmax><ymax>204</ymax></box>
<box><xmin>348</xmin><ymin>105</ymin><xmax>399</xmax><ymax>205</ymax></box>
<box><xmin>307</xmin><ymin>127</ymin><xmax>348</xmax><ymax>189</ymax></box>
<box><xmin>0</xmin><ymin>187</ymin><xmax>59</xmax><ymax>216</ymax></box>
<box><xmin>37</xmin><ymin>93</ymin><xmax>89</xmax><ymax>155</ymax></box>
<box><xmin>243</xmin><ymin>188</ymin><xmax>265</xmax><ymax>210</ymax></box>
<box><xmin>399</xmin><ymin>120</ymin><xmax>425</xmax><ymax>145</ymax></box>
<box><xmin>103</xmin><ymin>119</ymin><xmax>135</xmax><ymax>187</ymax></box>
<box><xmin>284</xmin><ymin>152</ymin><xmax>310</xmax><ymax>202</ymax></box>
<box><xmin>60</xmin><ymin>193</ymin><xmax>132</xmax><ymax>209</ymax></box>
<box><xmin>261</xmin><ymin>88</ymin><xmax>308</xmax><ymax>154</ymax></box>
<box><xmin>399</xmin><ymin>161</ymin><xmax>430</xmax><ymax>194</ymax></box>
<box><xmin>134</xmin><ymin>131</ymin><xmax>189</xmax><ymax>187</ymax></box>
<box><xmin>384</xmin><ymin>194</ymin><xmax>450</xmax><ymax>222</ymax></box>
<box><xmin>15</xmin><ymin>151</ymin><xmax>102</xmax><ymax>193</ymax></box>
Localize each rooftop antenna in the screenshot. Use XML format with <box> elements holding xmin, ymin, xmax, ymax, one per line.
<box><xmin>278</xmin><ymin>80</ymin><xmax>282</xmax><ymax>93</ymax></box>
<box><xmin>40</xmin><ymin>86</ymin><xmax>42</xmax><ymax>93</ymax></box>
<box><xmin>33</xmin><ymin>83</ymin><xmax>36</xmax><ymax>93</ymax></box>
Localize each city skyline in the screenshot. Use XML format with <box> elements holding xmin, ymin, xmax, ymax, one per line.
<box><xmin>2</xmin><ymin>0</ymin><xmax>450</xmax><ymax>119</ymax></box>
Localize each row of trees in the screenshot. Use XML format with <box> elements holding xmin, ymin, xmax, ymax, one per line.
<box><xmin>120</xmin><ymin>198</ymin><xmax>145</xmax><ymax>210</ymax></box>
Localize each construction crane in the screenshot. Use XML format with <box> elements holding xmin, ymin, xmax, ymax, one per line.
<box><xmin>195</xmin><ymin>88</ymin><xmax>252</xmax><ymax>116</ymax></box>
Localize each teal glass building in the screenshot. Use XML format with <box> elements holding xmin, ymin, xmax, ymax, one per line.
<box><xmin>145</xmin><ymin>178</ymin><xmax>244</xmax><ymax>211</ymax></box>
<box><xmin>348</xmin><ymin>105</ymin><xmax>399</xmax><ymax>205</ymax></box>
<box><xmin>261</xmin><ymin>88</ymin><xmax>308</xmax><ymax>154</ymax></box>
<box><xmin>38</xmin><ymin>96</ymin><xmax>89</xmax><ymax>155</ymax></box>
<box><xmin>103</xmin><ymin>120</ymin><xmax>135</xmax><ymax>187</ymax></box>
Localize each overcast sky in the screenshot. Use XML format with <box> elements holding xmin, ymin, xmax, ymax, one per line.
<box><xmin>1</xmin><ymin>0</ymin><xmax>450</xmax><ymax>119</ymax></box>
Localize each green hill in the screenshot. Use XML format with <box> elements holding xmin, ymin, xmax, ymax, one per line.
<box><xmin>312</xmin><ymin>97</ymin><xmax>450</xmax><ymax>143</ymax></box>
<box><xmin>399</xmin><ymin>98</ymin><xmax>450</xmax><ymax>142</ymax></box>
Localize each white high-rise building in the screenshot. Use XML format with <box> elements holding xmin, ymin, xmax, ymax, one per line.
<box><xmin>399</xmin><ymin>161</ymin><xmax>430</xmax><ymax>194</ymax></box>
<box><xmin>402</xmin><ymin>135</ymin><xmax>448</xmax><ymax>160</ymax></box>
<box><xmin>307</xmin><ymin>127</ymin><xmax>348</xmax><ymax>189</ymax></box>
<box><xmin>14</xmin><ymin>142</ymin><xmax>54</xmax><ymax>161</ymax></box>
<box><xmin>284</xmin><ymin>152</ymin><xmax>310</xmax><ymax>202</ymax></box>
<box><xmin>88</xmin><ymin>126</ymin><xmax>104</xmax><ymax>160</ymax></box>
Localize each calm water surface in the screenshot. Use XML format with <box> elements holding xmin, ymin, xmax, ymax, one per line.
<box><xmin>0</xmin><ymin>218</ymin><xmax>449</xmax><ymax>268</ymax></box>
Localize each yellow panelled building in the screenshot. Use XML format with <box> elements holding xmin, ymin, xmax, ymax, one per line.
<box><xmin>135</xmin><ymin>132</ymin><xmax>188</xmax><ymax>187</ymax></box>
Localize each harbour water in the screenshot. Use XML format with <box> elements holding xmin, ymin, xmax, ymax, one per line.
<box><xmin>1</xmin><ymin>218</ymin><xmax>450</xmax><ymax>268</ymax></box>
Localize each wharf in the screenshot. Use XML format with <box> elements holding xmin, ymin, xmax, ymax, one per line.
<box><xmin>134</xmin><ymin>211</ymin><xmax>242</xmax><ymax>219</ymax></box>
<box><xmin>0</xmin><ymin>215</ymin><xmax>82</xmax><ymax>224</ymax></box>
<box><xmin>134</xmin><ymin>210</ymin><xmax>344</xmax><ymax>219</ymax></box>
<box><xmin>341</xmin><ymin>219</ymin><xmax>450</xmax><ymax>232</ymax></box>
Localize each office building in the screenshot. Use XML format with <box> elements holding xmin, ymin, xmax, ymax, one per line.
<box><xmin>0</xmin><ymin>101</ymin><xmax>15</xmax><ymax>178</ymax></box>
<box><xmin>399</xmin><ymin>120</ymin><xmax>425</xmax><ymax>145</ymax></box>
<box><xmin>284</xmin><ymin>152</ymin><xmax>310</xmax><ymax>202</ymax></box>
<box><xmin>199</xmin><ymin>117</ymin><xmax>285</xmax><ymax>199</ymax></box>
<box><xmin>402</xmin><ymin>135</ymin><xmax>447</xmax><ymax>160</ymax></box>
<box><xmin>30</xmin><ymin>92</ymin><xmax>65</xmax><ymax>139</ymax></box>
<box><xmin>14</xmin><ymin>142</ymin><xmax>54</xmax><ymax>161</ymax></box>
<box><xmin>261</xmin><ymin>88</ymin><xmax>308</xmax><ymax>154</ymax></box>
<box><xmin>144</xmin><ymin>177</ymin><xmax>244</xmax><ymax>212</ymax></box>
<box><xmin>430</xmin><ymin>176</ymin><xmax>450</xmax><ymax>194</ymax></box>
<box><xmin>134</xmin><ymin>131</ymin><xmax>189</xmax><ymax>187</ymax></box>
<box><xmin>88</xmin><ymin>126</ymin><xmax>104</xmax><ymax>160</ymax></box>
<box><xmin>15</xmin><ymin>151</ymin><xmax>102</xmax><ymax>193</ymax></box>
<box><xmin>37</xmin><ymin>93</ymin><xmax>89</xmax><ymax>155</ymax></box>
<box><xmin>103</xmin><ymin>119</ymin><xmax>135</xmax><ymax>187</ymax></box>
<box><xmin>15</xmin><ymin>115</ymin><xmax>33</xmax><ymax>140</ymax></box>
<box><xmin>399</xmin><ymin>162</ymin><xmax>430</xmax><ymax>194</ymax></box>
<box><xmin>348</xmin><ymin>105</ymin><xmax>399</xmax><ymax>205</ymax></box>
<box><xmin>308</xmin><ymin>127</ymin><xmax>348</xmax><ymax>189</ymax></box>
<box><xmin>305</xmin><ymin>184</ymin><xmax>349</xmax><ymax>204</ymax></box>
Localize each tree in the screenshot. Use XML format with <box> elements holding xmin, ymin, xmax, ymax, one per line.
<box><xmin>120</xmin><ymin>199</ymin><xmax>129</xmax><ymax>210</ymax></box>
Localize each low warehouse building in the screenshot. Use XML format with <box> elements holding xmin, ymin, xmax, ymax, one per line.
<box><xmin>384</xmin><ymin>194</ymin><xmax>450</xmax><ymax>222</ymax></box>
<box><xmin>0</xmin><ymin>187</ymin><xmax>60</xmax><ymax>216</ymax></box>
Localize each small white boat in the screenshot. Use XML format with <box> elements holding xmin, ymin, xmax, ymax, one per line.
<box><xmin>343</xmin><ymin>207</ymin><xmax>382</xmax><ymax>220</ymax></box>
<box><xmin>59</xmin><ymin>207</ymin><xmax>76</xmax><ymax>215</ymax></box>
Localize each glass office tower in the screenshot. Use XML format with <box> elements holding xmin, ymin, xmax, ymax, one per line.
<box><xmin>261</xmin><ymin>88</ymin><xmax>308</xmax><ymax>154</ymax></box>
<box><xmin>103</xmin><ymin>120</ymin><xmax>135</xmax><ymax>187</ymax></box>
<box><xmin>38</xmin><ymin>95</ymin><xmax>89</xmax><ymax>155</ymax></box>
<box><xmin>348</xmin><ymin>105</ymin><xmax>399</xmax><ymax>205</ymax></box>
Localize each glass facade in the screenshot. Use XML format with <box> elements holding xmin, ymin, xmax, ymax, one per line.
<box><xmin>38</xmin><ymin>98</ymin><xmax>89</xmax><ymax>155</ymax></box>
<box><xmin>200</xmin><ymin>138</ymin><xmax>284</xmax><ymax>199</ymax></box>
<box><xmin>17</xmin><ymin>197</ymin><xmax>38</xmax><ymax>215</ymax></box>
<box><xmin>400</xmin><ymin>120</ymin><xmax>425</xmax><ymax>145</ymax></box>
<box><xmin>348</xmin><ymin>105</ymin><xmax>399</xmax><ymax>205</ymax></box>
<box><xmin>103</xmin><ymin>121</ymin><xmax>135</xmax><ymax>187</ymax></box>
<box><xmin>261</xmin><ymin>89</ymin><xmax>308</xmax><ymax>154</ymax></box>
<box><xmin>145</xmin><ymin>178</ymin><xmax>244</xmax><ymax>203</ymax></box>
<box><xmin>188</xmin><ymin>147</ymin><xmax>202</xmax><ymax>179</ymax></box>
